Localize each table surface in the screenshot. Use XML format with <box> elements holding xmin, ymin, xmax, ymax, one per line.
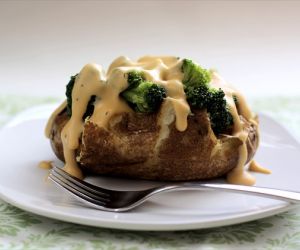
<box><xmin>0</xmin><ymin>95</ymin><xmax>300</xmax><ymax>250</ymax></box>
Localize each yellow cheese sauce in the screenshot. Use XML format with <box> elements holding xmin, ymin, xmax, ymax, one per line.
<box><xmin>249</xmin><ymin>160</ymin><xmax>272</xmax><ymax>174</ymax></box>
<box><xmin>45</xmin><ymin>56</ymin><xmax>269</xmax><ymax>185</ymax></box>
<box><xmin>211</xmin><ymin>72</ymin><xmax>262</xmax><ymax>185</ymax></box>
<box><xmin>38</xmin><ymin>161</ymin><xmax>53</xmax><ymax>170</ymax></box>
<box><xmin>45</xmin><ymin>100</ymin><xmax>67</xmax><ymax>138</ymax></box>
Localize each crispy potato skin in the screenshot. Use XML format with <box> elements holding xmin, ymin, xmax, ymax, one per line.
<box><xmin>49</xmin><ymin>107</ymin><xmax>259</xmax><ymax>181</ymax></box>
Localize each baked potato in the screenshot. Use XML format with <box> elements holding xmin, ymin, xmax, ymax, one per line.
<box><xmin>46</xmin><ymin>56</ymin><xmax>260</xmax><ymax>183</ymax></box>
<box><xmin>49</xmin><ymin>102</ymin><xmax>259</xmax><ymax>181</ymax></box>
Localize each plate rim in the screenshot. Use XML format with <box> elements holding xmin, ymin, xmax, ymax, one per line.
<box><xmin>0</xmin><ymin>185</ymin><xmax>296</xmax><ymax>231</ymax></box>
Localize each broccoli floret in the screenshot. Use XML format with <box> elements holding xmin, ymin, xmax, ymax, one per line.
<box><xmin>182</xmin><ymin>59</ymin><xmax>211</xmax><ymax>88</ymax></box>
<box><xmin>66</xmin><ymin>74</ymin><xmax>77</xmax><ymax>117</ymax></box>
<box><xmin>82</xmin><ymin>95</ymin><xmax>96</xmax><ymax>119</ymax></box>
<box><xmin>185</xmin><ymin>85</ymin><xmax>210</xmax><ymax>109</ymax></box>
<box><xmin>181</xmin><ymin>59</ymin><xmax>211</xmax><ymax>109</ymax></box>
<box><xmin>121</xmin><ymin>71</ymin><xmax>166</xmax><ymax>113</ymax></box>
<box><xmin>207</xmin><ymin>89</ymin><xmax>233</xmax><ymax>134</ymax></box>
<box><xmin>65</xmin><ymin>74</ymin><xmax>96</xmax><ymax>119</ymax></box>
<box><xmin>182</xmin><ymin>59</ymin><xmax>233</xmax><ymax>134</ymax></box>
<box><xmin>233</xmin><ymin>94</ymin><xmax>238</xmax><ymax>106</ymax></box>
<box><xmin>127</xmin><ymin>71</ymin><xmax>144</xmax><ymax>88</ymax></box>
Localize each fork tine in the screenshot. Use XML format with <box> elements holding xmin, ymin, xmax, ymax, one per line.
<box><xmin>52</xmin><ymin>165</ymin><xmax>110</xmax><ymax>198</ymax></box>
<box><xmin>50</xmin><ymin>169</ymin><xmax>110</xmax><ymax>202</ymax></box>
<box><xmin>49</xmin><ymin>173</ymin><xmax>107</xmax><ymax>207</ymax></box>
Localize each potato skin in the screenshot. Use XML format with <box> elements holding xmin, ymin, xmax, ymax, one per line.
<box><xmin>49</xmin><ymin>107</ymin><xmax>259</xmax><ymax>181</ymax></box>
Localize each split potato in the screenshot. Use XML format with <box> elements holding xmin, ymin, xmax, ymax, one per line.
<box><xmin>49</xmin><ymin>102</ymin><xmax>259</xmax><ymax>181</ymax></box>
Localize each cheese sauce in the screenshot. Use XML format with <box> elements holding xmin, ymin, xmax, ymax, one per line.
<box><xmin>45</xmin><ymin>56</ymin><xmax>267</xmax><ymax>185</ymax></box>
<box><xmin>211</xmin><ymin>72</ymin><xmax>261</xmax><ymax>185</ymax></box>
<box><xmin>38</xmin><ymin>161</ymin><xmax>53</xmax><ymax>170</ymax></box>
<box><xmin>249</xmin><ymin>160</ymin><xmax>272</xmax><ymax>174</ymax></box>
<box><xmin>45</xmin><ymin>100</ymin><xmax>67</xmax><ymax>138</ymax></box>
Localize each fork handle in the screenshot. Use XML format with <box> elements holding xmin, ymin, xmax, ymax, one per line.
<box><xmin>159</xmin><ymin>183</ymin><xmax>300</xmax><ymax>203</ymax></box>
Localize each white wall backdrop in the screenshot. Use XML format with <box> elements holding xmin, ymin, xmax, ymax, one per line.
<box><xmin>0</xmin><ymin>0</ymin><xmax>299</xmax><ymax>98</ymax></box>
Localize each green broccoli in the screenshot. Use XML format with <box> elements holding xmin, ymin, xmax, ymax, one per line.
<box><xmin>207</xmin><ymin>89</ymin><xmax>233</xmax><ymax>134</ymax></box>
<box><xmin>181</xmin><ymin>59</ymin><xmax>211</xmax><ymax>110</ymax></box>
<box><xmin>127</xmin><ymin>70</ymin><xmax>144</xmax><ymax>88</ymax></box>
<box><xmin>65</xmin><ymin>74</ymin><xmax>96</xmax><ymax>119</ymax></box>
<box><xmin>182</xmin><ymin>59</ymin><xmax>233</xmax><ymax>134</ymax></box>
<box><xmin>185</xmin><ymin>84</ymin><xmax>210</xmax><ymax>109</ymax></box>
<box><xmin>66</xmin><ymin>74</ymin><xmax>77</xmax><ymax>117</ymax></box>
<box><xmin>121</xmin><ymin>71</ymin><xmax>166</xmax><ymax>113</ymax></box>
<box><xmin>82</xmin><ymin>95</ymin><xmax>96</xmax><ymax>119</ymax></box>
<box><xmin>182</xmin><ymin>59</ymin><xmax>211</xmax><ymax>89</ymax></box>
<box><xmin>233</xmin><ymin>94</ymin><xmax>238</xmax><ymax>106</ymax></box>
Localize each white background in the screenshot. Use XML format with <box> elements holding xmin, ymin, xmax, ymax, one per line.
<box><xmin>0</xmin><ymin>0</ymin><xmax>299</xmax><ymax>98</ymax></box>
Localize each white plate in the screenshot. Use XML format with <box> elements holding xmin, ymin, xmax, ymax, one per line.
<box><xmin>0</xmin><ymin>105</ymin><xmax>299</xmax><ymax>231</ymax></box>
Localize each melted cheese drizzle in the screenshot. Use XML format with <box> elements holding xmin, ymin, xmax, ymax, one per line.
<box><xmin>210</xmin><ymin>72</ymin><xmax>257</xmax><ymax>185</ymax></box>
<box><xmin>38</xmin><ymin>161</ymin><xmax>53</xmax><ymax>170</ymax></box>
<box><xmin>45</xmin><ymin>100</ymin><xmax>67</xmax><ymax>138</ymax></box>
<box><xmin>45</xmin><ymin>56</ymin><xmax>264</xmax><ymax>185</ymax></box>
<box><xmin>249</xmin><ymin>160</ymin><xmax>272</xmax><ymax>174</ymax></box>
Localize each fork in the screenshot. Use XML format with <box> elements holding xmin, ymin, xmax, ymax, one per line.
<box><xmin>49</xmin><ymin>165</ymin><xmax>300</xmax><ymax>212</ymax></box>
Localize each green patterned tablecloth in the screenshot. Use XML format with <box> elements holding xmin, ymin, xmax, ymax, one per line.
<box><xmin>0</xmin><ymin>95</ymin><xmax>300</xmax><ymax>250</ymax></box>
